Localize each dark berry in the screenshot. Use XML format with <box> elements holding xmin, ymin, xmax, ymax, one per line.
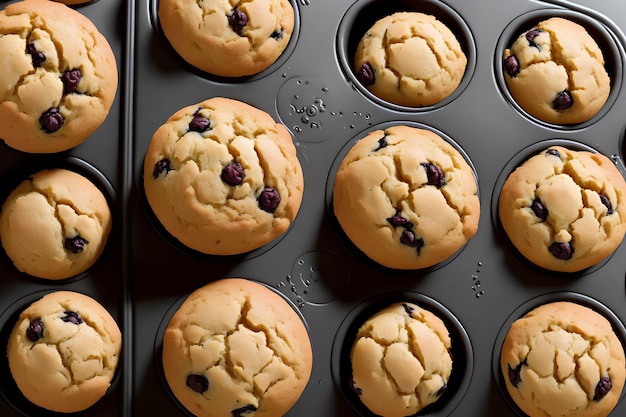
<box><xmin>415</xmin><ymin>239</ymin><xmax>425</xmax><ymax>255</ymax></box>
<box><xmin>402</xmin><ymin>303</ymin><xmax>414</xmax><ymax>317</ymax></box>
<box><xmin>526</xmin><ymin>29</ymin><xmax>542</xmax><ymax>48</ymax></box>
<box><xmin>62</xmin><ymin>69</ymin><xmax>82</xmax><ymax>94</ymax></box>
<box><xmin>594</xmin><ymin>376</ymin><xmax>612</xmax><ymax>401</ymax></box>
<box><xmin>387</xmin><ymin>211</ymin><xmax>412</xmax><ymax>228</ymax></box>
<box><xmin>350</xmin><ymin>380</ymin><xmax>363</xmax><ymax>396</ymax></box>
<box><xmin>270</xmin><ymin>28</ymin><xmax>284</xmax><ymax>40</ymax></box>
<box><xmin>546</xmin><ymin>148</ymin><xmax>562</xmax><ymax>158</ymax></box>
<box><xmin>153</xmin><ymin>159</ymin><xmax>170</xmax><ymax>179</ymax></box>
<box><xmin>27</xmin><ymin>42</ymin><xmax>46</xmax><ymax>67</ymax></box>
<box><xmin>232</xmin><ymin>405</ymin><xmax>256</xmax><ymax>417</ymax></box>
<box><xmin>26</xmin><ymin>319</ymin><xmax>44</xmax><ymax>342</ymax></box>
<box><xmin>531</xmin><ymin>199</ymin><xmax>548</xmax><ymax>221</ymax></box>
<box><xmin>508</xmin><ymin>362</ymin><xmax>524</xmax><ymax>387</ymax></box>
<box><xmin>186</xmin><ymin>373</ymin><xmax>209</xmax><ymax>393</ymax></box>
<box><xmin>61</xmin><ymin>310</ymin><xmax>83</xmax><ymax>325</ymax></box>
<box><xmin>228</xmin><ymin>8</ymin><xmax>248</xmax><ymax>36</ymax></box>
<box><xmin>503</xmin><ymin>55</ymin><xmax>520</xmax><ymax>77</ymax></box>
<box><xmin>600</xmin><ymin>194</ymin><xmax>614</xmax><ymax>214</ymax></box>
<box><xmin>258</xmin><ymin>187</ymin><xmax>280</xmax><ymax>213</ymax></box>
<box><xmin>189</xmin><ymin>112</ymin><xmax>211</xmax><ymax>132</ymax></box>
<box><xmin>65</xmin><ymin>235</ymin><xmax>88</xmax><ymax>253</ymax></box>
<box><xmin>434</xmin><ymin>383</ymin><xmax>448</xmax><ymax>397</ymax></box>
<box><xmin>422</xmin><ymin>163</ymin><xmax>446</xmax><ymax>188</ymax></box>
<box><xmin>400</xmin><ymin>230</ymin><xmax>424</xmax><ymax>253</ymax></box>
<box><xmin>221</xmin><ymin>162</ymin><xmax>245</xmax><ymax>186</ymax></box>
<box><xmin>40</xmin><ymin>107</ymin><xmax>64</xmax><ymax>132</ymax></box>
<box><xmin>374</xmin><ymin>135</ymin><xmax>387</xmax><ymax>151</ymax></box>
<box><xmin>356</xmin><ymin>62</ymin><xmax>375</xmax><ymax>86</ymax></box>
<box><xmin>549</xmin><ymin>242</ymin><xmax>573</xmax><ymax>260</ymax></box>
<box><xmin>552</xmin><ymin>90</ymin><xmax>573</xmax><ymax>110</ymax></box>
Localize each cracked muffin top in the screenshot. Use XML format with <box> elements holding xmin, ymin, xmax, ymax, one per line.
<box><xmin>500</xmin><ymin>301</ymin><xmax>625</xmax><ymax>417</ymax></box>
<box><xmin>7</xmin><ymin>290</ymin><xmax>122</xmax><ymax>413</ymax></box>
<box><xmin>0</xmin><ymin>0</ymin><xmax>118</xmax><ymax>153</ymax></box>
<box><xmin>498</xmin><ymin>146</ymin><xmax>626</xmax><ymax>272</ymax></box>
<box><xmin>161</xmin><ymin>278</ymin><xmax>312</xmax><ymax>417</ymax></box>
<box><xmin>503</xmin><ymin>17</ymin><xmax>610</xmax><ymax>125</ymax></box>
<box><xmin>354</xmin><ymin>12</ymin><xmax>467</xmax><ymax>107</ymax></box>
<box><xmin>350</xmin><ymin>302</ymin><xmax>453</xmax><ymax>417</ymax></box>
<box><xmin>0</xmin><ymin>168</ymin><xmax>112</xmax><ymax>280</ymax></box>
<box><xmin>333</xmin><ymin>125</ymin><xmax>479</xmax><ymax>270</ymax></box>
<box><xmin>143</xmin><ymin>97</ymin><xmax>303</xmax><ymax>256</ymax></box>
<box><xmin>158</xmin><ymin>0</ymin><xmax>294</xmax><ymax>77</ymax></box>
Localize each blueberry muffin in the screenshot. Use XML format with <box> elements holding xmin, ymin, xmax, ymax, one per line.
<box><xmin>143</xmin><ymin>97</ymin><xmax>303</xmax><ymax>256</ymax></box>
<box><xmin>354</xmin><ymin>12</ymin><xmax>467</xmax><ymax>107</ymax></box>
<box><xmin>351</xmin><ymin>302</ymin><xmax>452</xmax><ymax>417</ymax></box>
<box><xmin>159</xmin><ymin>0</ymin><xmax>294</xmax><ymax>77</ymax></box>
<box><xmin>498</xmin><ymin>146</ymin><xmax>626</xmax><ymax>272</ymax></box>
<box><xmin>503</xmin><ymin>17</ymin><xmax>610</xmax><ymax>125</ymax></box>
<box><xmin>7</xmin><ymin>291</ymin><xmax>122</xmax><ymax>413</ymax></box>
<box><xmin>162</xmin><ymin>278</ymin><xmax>313</xmax><ymax>417</ymax></box>
<box><xmin>0</xmin><ymin>0</ymin><xmax>118</xmax><ymax>153</ymax></box>
<box><xmin>0</xmin><ymin>168</ymin><xmax>112</xmax><ymax>280</ymax></box>
<box><xmin>500</xmin><ymin>301</ymin><xmax>625</xmax><ymax>417</ymax></box>
<box><xmin>333</xmin><ymin>125</ymin><xmax>479</xmax><ymax>269</ymax></box>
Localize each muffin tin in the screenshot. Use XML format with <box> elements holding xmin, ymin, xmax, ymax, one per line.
<box><xmin>0</xmin><ymin>0</ymin><xmax>626</xmax><ymax>415</ymax></box>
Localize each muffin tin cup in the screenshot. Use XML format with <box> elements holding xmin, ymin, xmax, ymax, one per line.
<box><xmin>494</xmin><ymin>8</ymin><xmax>624</xmax><ymax>130</ymax></box>
<box><xmin>336</xmin><ymin>0</ymin><xmax>477</xmax><ymax>112</ymax></box>
<box><xmin>324</xmin><ymin>120</ymin><xmax>480</xmax><ymax>273</ymax></box>
<box><xmin>331</xmin><ymin>291</ymin><xmax>473</xmax><ymax>417</ymax></box>
<box><xmin>0</xmin><ymin>289</ymin><xmax>123</xmax><ymax>417</ymax></box>
<box><xmin>0</xmin><ymin>155</ymin><xmax>117</xmax><ymax>283</ymax></box>
<box><xmin>152</xmin><ymin>293</ymin><xmax>196</xmax><ymax>417</ymax></box>
<box><xmin>149</xmin><ymin>0</ymin><xmax>301</xmax><ymax>82</ymax></box>
<box><xmin>491</xmin><ymin>138</ymin><xmax>624</xmax><ymax>277</ymax></box>
<box><xmin>152</xmin><ymin>279</ymin><xmax>310</xmax><ymax>417</ymax></box>
<box><xmin>491</xmin><ymin>291</ymin><xmax>626</xmax><ymax>417</ymax></box>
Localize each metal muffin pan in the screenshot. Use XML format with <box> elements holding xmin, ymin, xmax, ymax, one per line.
<box><xmin>0</xmin><ymin>0</ymin><xmax>626</xmax><ymax>415</ymax></box>
<box><xmin>0</xmin><ymin>0</ymin><xmax>127</xmax><ymax>415</ymax></box>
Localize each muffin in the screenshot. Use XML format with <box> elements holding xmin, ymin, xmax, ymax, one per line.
<box><xmin>0</xmin><ymin>168</ymin><xmax>112</xmax><ymax>280</ymax></box>
<box><xmin>500</xmin><ymin>301</ymin><xmax>625</xmax><ymax>417</ymax></box>
<box><xmin>354</xmin><ymin>12</ymin><xmax>467</xmax><ymax>107</ymax></box>
<box><xmin>498</xmin><ymin>146</ymin><xmax>626</xmax><ymax>272</ymax></box>
<box><xmin>158</xmin><ymin>0</ymin><xmax>294</xmax><ymax>77</ymax></box>
<box><xmin>333</xmin><ymin>125</ymin><xmax>479</xmax><ymax>269</ymax></box>
<box><xmin>143</xmin><ymin>97</ymin><xmax>303</xmax><ymax>256</ymax></box>
<box><xmin>502</xmin><ymin>17</ymin><xmax>610</xmax><ymax>125</ymax></box>
<box><xmin>162</xmin><ymin>278</ymin><xmax>312</xmax><ymax>417</ymax></box>
<box><xmin>351</xmin><ymin>302</ymin><xmax>452</xmax><ymax>417</ymax></box>
<box><xmin>0</xmin><ymin>0</ymin><xmax>118</xmax><ymax>153</ymax></box>
<box><xmin>7</xmin><ymin>291</ymin><xmax>122</xmax><ymax>413</ymax></box>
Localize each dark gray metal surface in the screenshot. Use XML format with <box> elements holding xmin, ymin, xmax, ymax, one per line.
<box><xmin>1</xmin><ymin>0</ymin><xmax>625</xmax><ymax>415</ymax></box>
